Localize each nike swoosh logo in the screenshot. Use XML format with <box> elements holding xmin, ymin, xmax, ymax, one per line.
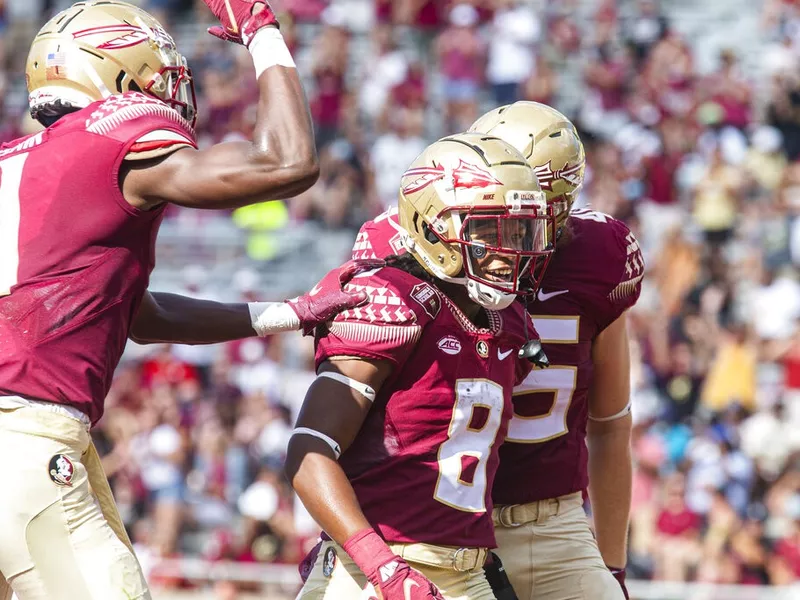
<box><xmin>309</xmin><ymin>284</ymin><xmax>322</xmax><ymax>296</ymax></box>
<box><xmin>404</xmin><ymin>579</ymin><xmax>419</xmax><ymax>600</ymax></box>
<box><xmin>497</xmin><ymin>348</ymin><xmax>514</xmax><ymax>360</ymax></box>
<box><xmin>537</xmin><ymin>289</ymin><xmax>569</xmax><ymax>302</ymax></box>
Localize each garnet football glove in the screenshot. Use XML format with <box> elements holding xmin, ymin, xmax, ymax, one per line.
<box><xmin>607</xmin><ymin>566</ymin><xmax>629</xmax><ymax>600</ymax></box>
<box><xmin>286</xmin><ymin>260</ymin><xmax>380</xmax><ymax>335</ymax></box>
<box><xmin>299</xmin><ymin>541</ymin><xmax>323</xmax><ymax>584</ymax></box>
<box><xmin>203</xmin><ymin>0</ymin><xmax>279</xmax><ymax>46</ymax></box>
<box><xmin>343</xmin><ymin>529</ymin><xmax>444</xmax><ymax>600</ymax></box>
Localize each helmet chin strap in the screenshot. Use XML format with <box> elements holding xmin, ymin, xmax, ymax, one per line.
<box><xmin>404</xmin><ymin>234</ymin><xmax>516</xmax><ymax>311</ymax></box>
<box><xmin>466</xmin><ymin>279</ymin><xmax>515</xmax><ymax>310</ymax></box>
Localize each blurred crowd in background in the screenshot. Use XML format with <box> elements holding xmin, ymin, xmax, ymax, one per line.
<box><xmin>3</xmin><ymin>0</ymin><xmax>800</xmax><ymax>595</ymax></box>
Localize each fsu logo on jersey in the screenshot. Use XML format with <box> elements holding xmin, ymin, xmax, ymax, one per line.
<box><xmin>532</xmin><ymin>160</ymin><xmax>584</xmax><ymax>191</ymax></box>
<box><xmin>48</xmin><ymin>454</ymin><xmax>75</xmax><ymax>487</ymax></box>
<box><xmin>476</xmin><ymin>340</ymin><xmax>489</xmax><ymax>358</ymax></box>
<box><xmin>402</xmin><ymin>160</ymin><xmax>503</xmax><ymax>195</ymax></box>
<box><xmin>72</xmin><ymin>24</ymin><xmax>175</xmax><ymax>50</ymax></box>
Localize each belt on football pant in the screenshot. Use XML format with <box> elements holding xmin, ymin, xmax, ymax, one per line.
<box><xmin>492</xmin><ymin>491</ymin><xmax>582</xmax><ymax>528</ymax></box>
<box><xmin>389</xmin><ymin>542</ymin><xmax>489</xmax><ymax>573</ymax></box>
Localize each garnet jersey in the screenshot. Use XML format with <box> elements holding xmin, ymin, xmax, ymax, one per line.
<box><xmin>349</xmin><ymin>209</ymin><xmax>644</xmax><ymax>505</ymax></box>
<box><xmin>315</xmin><ymin>265</ymin><xmax>535</xmax><ymax>548</ymax></box>
<box><xmin>493</xmin><ymin>209</ymin><xmax>644</xmax><ymax>504</ymax></box>
<box><xmin>0</xmin><ymin>92</ymin><xmax>196</xmax><ymax>424</ymax></box>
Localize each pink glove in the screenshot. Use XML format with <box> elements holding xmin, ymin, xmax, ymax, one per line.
<box><xmin>343</xmin><ymin>529</ymin><xmax>444</xmax><ymax>600</ymax></box>
<box><xmin>287</xmin><ymin>260</ymin><xmax>383</xmax><ymax>335</ymax></box>
<box><xmin>607</xmin><ymin>566</ymin><xmax>629</xmax><ymax>600</ymax></box>
<box><xmin>203</xmin><ymin>0</ymin><xmax>279</xmax><ymax>46</ymax></box>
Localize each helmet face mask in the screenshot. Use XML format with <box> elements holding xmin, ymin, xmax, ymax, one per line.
<box><xmin>398</xmin><ymin>133</ymin><xmax>556</xmax><ymax>310</ymax></box>
<box><xmin>26</xmin><ymin>0</ymin><xmax>197</xmax><ymax>126</ymax></box>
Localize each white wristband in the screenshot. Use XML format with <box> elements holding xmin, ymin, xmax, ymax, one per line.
<box><xmin>248</xmin><ymin>27</ymin><xmax>296</xmax><ymax>79</ymax></box>
<box><xmin>248</xmin><ymin>302</ymin><xmax>300</xmax><ymax>336</ymax></box>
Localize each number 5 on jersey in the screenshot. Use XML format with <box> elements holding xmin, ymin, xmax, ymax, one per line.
<box><xmin>507</xmin><ymin>317</ymin><xmax>578</xmax><ymax>443</ymax></box>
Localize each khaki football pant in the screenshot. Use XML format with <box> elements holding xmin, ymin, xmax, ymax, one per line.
<box><xmin>492</xmin><ymin>493</ymin><xmax>623</xmax><ymax>600</ymax></box>
<box><xmin>299</xmin><ymin>540</ymin><xmax>496</xmax><ymax>599</ymax></box>
<box><xmin>0</xmin><ymin>406</ymin><xmax>150</xmax><ymax>600</ymax></box>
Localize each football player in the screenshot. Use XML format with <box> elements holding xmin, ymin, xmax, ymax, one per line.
<box><xmin>0</xmin><ymin>1</ymin><xmax>366</xmax><ymax>599</ymax></box>
<box><xmin>286</xmin><ymin>133</ymin><xmax>553</xmax><ymax>600</ymax></box>
<box><xmin>350</xmin><ymin>102</ymin><xmax>645</xmax><ymax>600</ymax></box>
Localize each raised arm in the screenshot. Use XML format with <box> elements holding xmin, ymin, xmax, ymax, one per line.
<box><xmin>122</xmin><ymin>1</ymin><xmax>318</xmax><ymax>210</ymax></box>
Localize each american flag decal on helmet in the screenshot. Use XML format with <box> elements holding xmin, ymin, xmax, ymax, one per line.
<box><xmin>533</xmin><ymin>160</ymin><xmax>584</xmax><ymax>191</ymax></box>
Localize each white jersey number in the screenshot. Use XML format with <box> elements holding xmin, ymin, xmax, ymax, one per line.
<box><xmin>434</xmin><ymin>379</ymin><xmax>505</xmax><ymax>512</ymax></box>
<box><xmin>0</xmin><ymin>153</ymin><xmax>28</xmax><ymax>296</ymax></box>
<box><xmin>507</xmin><ymin>317</ymin><xmax>579</xmax><ymax>443</ymax></box>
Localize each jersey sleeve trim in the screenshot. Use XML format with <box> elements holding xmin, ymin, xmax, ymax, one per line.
<box><xmin>328</xmin><ymin>322</ymin><xmax>422</xmax><ymax>347</ymax></box>
<box><xmin>125</xmin><ymin>129</ymin><xmax>197</xmax><ymax>161</ymax></box>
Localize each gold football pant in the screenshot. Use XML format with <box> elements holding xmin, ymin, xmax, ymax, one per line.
<box><xmin>299</xmin><ymin>540</ymin><xmax>496</xmax><ymax>599</ymax></box>
<box><xmin>0</xmin><ymin>406</ymin><xmax>150</xmax><ymax>600</ymax></box>
<box><xmin>492</xmin><ymin>493</ymin><xmax>623</xmax><ymax>600</ymax></box>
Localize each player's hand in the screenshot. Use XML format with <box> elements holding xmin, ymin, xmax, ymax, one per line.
<box><xmin>287</xmin><ymin>260</ymin><xmax>379</xmax><ymax>336</ymax></box>
<box><xmin>367</xmin><ymin>557</ymin><xmax>443</xmax><ymax>600</ymax></box>
<box><xmin>204</xmin><ymin>0</ymin><xmax>279</xmax><ymax>47</ymax></box>
<box><xmin>343</xmin><ymin>528</ymin><xmax>443</xmax><ymax>600</ymax></box>
<box><xmin>607</xmin><ymin>566</ymin><xmax>629</xmax><ymax>600</ymax></box>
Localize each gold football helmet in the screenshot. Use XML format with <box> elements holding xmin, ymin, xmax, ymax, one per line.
<box><xmin>469</xmin><ymin>101</ymin><xmax>585</xmax><ymax>230</ymax></box>
<box><xmin>398</xmin><ymin>133</ymin><xmax>555</xmax><ymax>310</ymax></box>
<box><xmin>26</xmin><ymin>0</ymin><xmax>196</xmax><ymax>125</ymax></box>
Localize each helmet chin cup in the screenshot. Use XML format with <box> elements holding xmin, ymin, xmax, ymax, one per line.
<box><xmin>466</xmin><ymin>279</ymin><xmax>515</xmax><ymax>310</ymax></box>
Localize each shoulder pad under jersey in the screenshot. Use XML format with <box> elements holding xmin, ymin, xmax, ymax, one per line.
<box><xmin>83</xmin><ymin>92</ymin><xmax>196</xmax><ymax>158</ymax></box>
<box><xmin>316</xmin><ymin>266</ymin><xmax>441</xmax><ymax>367</ymax></box>
<box><xmin>564</xmin><ymin>209</ymin><xmax>644</xmax><ymax>326</ymax></box>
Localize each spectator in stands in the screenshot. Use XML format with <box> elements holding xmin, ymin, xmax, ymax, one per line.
<box><xmin>435</xmin><ymin>3</ymin><xmax>485</xmax><ymax>131</ymax></box>
<box><xmin>485</xmin><ymin>0</ymin><xmax>539</xmax><ymax>105</ymax></box>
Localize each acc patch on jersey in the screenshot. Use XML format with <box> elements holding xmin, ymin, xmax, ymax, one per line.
<box><xmin>322</xmin><ymin>546</ymin><xmax>337</xmax><ymax>578</ymax></box>
<box><xmin>48</xmin><ymin>454</ymin><xmax>75</xmax><ymax>487</ymax></box>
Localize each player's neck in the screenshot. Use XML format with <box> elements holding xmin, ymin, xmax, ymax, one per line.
<box><xmin>439</xmin><ymin>281</ymin><xmax>486</xmax><ymax>325</ymax></box>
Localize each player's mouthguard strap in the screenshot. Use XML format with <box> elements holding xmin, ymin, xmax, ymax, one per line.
<box><xmin>292</xmin><ymin>427</ymin><xmax>342</xmax><ymax>459</ymax></box>
<box><xmin>317</xmin><ymin>371</ymin><xmax>377</xmax><ymax>402</ymax></box>
<box><xmin>589</xmin><ymin>401</ymin><xmax>632</xmax><ymax>422</ymax></box>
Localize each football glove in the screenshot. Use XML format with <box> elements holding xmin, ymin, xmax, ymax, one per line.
<box><xmin>287</xmin><ymin>260</ymin><xmax>380</xmax><ymax>335</ymax></box>
<box><xmin>607</xmin><ymin>566</ymin><xmax>629</xmax><ymax>600</ymax></box>
<box><xmin>203</xmin><ymin>0</ymin><xmax>279</xmax><ymax>46</ymax></box>
<box><xmin>343</xmin><ymin>529</ymin><xmax>444</xmax><ymax>600</ymax></box>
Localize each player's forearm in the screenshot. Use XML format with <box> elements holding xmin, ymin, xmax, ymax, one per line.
<box><xmin>587</xmin><ymin>414</ymin><xmax>633</xmax><ymax>569</ymax></box>
<box><xmin>130</xmin><ymin>292</ymin><xmax>256</xmax><ymax>344</ymax></box>
<box><xmin>285</xmin><ymin>439</ymin><xmax>373</xmax><ymax>544</ymax></box>
<box><xmin>247</xmin><ymin>31</ymin><xmax>318</xmax><ymax>198</ymax></box>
